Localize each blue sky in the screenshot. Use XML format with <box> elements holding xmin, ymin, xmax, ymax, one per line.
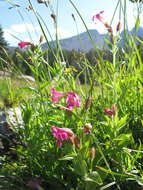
<box><xmin>0</xmin><ymin>0</ymin><xmax>143</xmax><ymax>46</ymax></box>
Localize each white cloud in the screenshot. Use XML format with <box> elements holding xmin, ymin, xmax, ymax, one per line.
<box><xmin>3</xmin><ymin>23</ymin><xmax>41</xmax><ymax>46</ymax></box>
<box><xmin>4</xmin><ymin>23</ymin><xmax>74</xmax><ymax>46</ymax></box>
<box><xmin>3</xmin><ymin>29</ymin><xmax>17</xmax><ymax>43</ymax></box>
<box><xmin>53</xmin><ymin>27</ymin><xmax>75</xmax><ymax>39</ymax></box>
<box><xmin>88</xmin><ymin>22</ymin><xmax>107</xmax><ymax>34</ymax></box>
<box><xmin>10</xmin><ymin>24</ymin><xmax>40</xmax><ymax>33</ymax></box>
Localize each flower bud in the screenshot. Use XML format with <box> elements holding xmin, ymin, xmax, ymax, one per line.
<box><xmin>39</xmin><ymin>35</ymin><xmax>44</xmax><ymax>43</ymax></box>
<box><xmin>89</xmin><ymin>147</ymin><xmax>96</xmax><ymax>159</ymax></box>
<box><xmin>37</xmin><ymin>0</ymin><xmax>45</xmax><ymax>3</ymax></box>
<box><xmin>116</xmin><ymin>21</ymin><xmax>122</xmax><ymax>32</ymax></box>
<box><xmin>51</xmin><ymin>13</ymin><xmax>56</xmax><ymax>22</ymax></box>
<box><xmin>72</xmin><ymin>13</ymin><xmax>76</xmax><ymax>21</ymax></box>
<box><xmin>82</xmin><ymin>123</ymin><xmax>92</xmax><ymax>134</ymax></box>
<box><xmin>69</xmin><ymin>135</ymin><xmax>80</xmax><ymax>149</ymax></box>
<box><xmin>84</xmin><ymin>96</ymin><xmax>92</xmax><ymax>109</ymax></box>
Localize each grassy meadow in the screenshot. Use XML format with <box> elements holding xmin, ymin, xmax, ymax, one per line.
<box><xmin>0</xmin><ymin>76</ymin><xmax>35</xmax><ymax>107</ymax></box>
<box><xmin>0</xmin><ymin>0</ymin><xmax>143</xmax><ymax>190</ymax></box>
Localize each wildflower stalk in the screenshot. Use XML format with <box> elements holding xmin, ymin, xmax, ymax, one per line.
<box><xmin>110</xmin><ymin>0</ymin><xmax>120</xmax><ymax>25</ymax></box>
<box><xmin>69</xmin><ymin>0</ymin><xmax>102</xmax><ymax>61</ymax></box>
<box><xmin>112</xmin><ymin>40</ymin><xmax>117</xmax><ymax>105</ymax></box>
<box><xmin>28</xmin><ymin>0</ymin><xmax>59</xmax><ymax>64</ymax></box>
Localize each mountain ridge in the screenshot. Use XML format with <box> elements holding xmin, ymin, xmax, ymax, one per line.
<box><xmin>9</xmin><ymin>27</ymin><xmax>143</xmax><ymax>52</ymax></box>
<box><xmin>42</xmin><ymin>27</ymin><xmax>143</xmax><ymax>52</ymax></box>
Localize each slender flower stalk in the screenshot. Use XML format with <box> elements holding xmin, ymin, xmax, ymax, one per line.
<box><xmin>92</xmin><ymin>11</ymin><xmax>114</xmax><ymax>42</ymax></box>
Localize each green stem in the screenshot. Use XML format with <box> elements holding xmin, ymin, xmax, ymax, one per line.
<box><xmin>112</xmin><ymin>40</ymin><xmax>117</xmax><ymax>105</ymax></box>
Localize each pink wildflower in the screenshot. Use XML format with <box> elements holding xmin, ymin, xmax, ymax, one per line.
<box><xmin>92</xmin><ymin>10</ymin><xmax>105</xmax><ymax>22</ymax></box>
<box><xmin>66</xmin><ymin>92</ymin><xmax>80</xmax><ymax>110</ymax></box>
<box><xmin>81</xmin><ymin>123</ymin><xmax>92</xmax><ymax>134</ymax></box>
<box><xmin>18</xmin><ymin>41</ymin><xmax>33</xmax><ymax>48</ymax></box>
<box><xmin>50</xmin><ymin>88</ymin><xmax>65</xmax><ymax>103</ymax></box>
<box><xmin>51</xmin><ymin>126</ymin><xmax>74</xmax><ymax>146</ymax></box>
<box><xmin>104</xmin><ymin>104</ymin><xmax>117</xmax><ymax>116</ymax></box>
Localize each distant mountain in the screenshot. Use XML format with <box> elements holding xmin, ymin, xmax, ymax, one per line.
<box><xmin>130</xmin><ymin>26</ymin><xmax>143</xmax><ymax>37</ymax></box>
<box><xmin>9</xmin><ymin>27</ymin><xmax>143</xmax><ymax>53</ymax></box>
<box><xmin>42</xmin><ymin>29</ymin><xmax>109</xmax><ymax>52</ymax></box>
<box><xmin>120</xmin><ymin>27</ymin><xmax>143</xmax><ymax>47</ymax></box>
<box><xmin>43</xmin><ymin>27</ymin><xmax>143</xmax><ymax>52</ymax></box>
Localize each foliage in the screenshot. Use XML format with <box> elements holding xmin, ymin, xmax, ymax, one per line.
<box><xmin>0</xmin><ymin>77</ymin><xmax>35</xmax><ymax>107</ymax></box>
<box><xmin>0</xmin><ymin>25</ymin><xmax>8</xmax><ymax>69</ymax></box>
<box><xmin>12</xmin><ymin>48</ymin><xmax>33</xmax><ymax>75</ymax></box>
<box><xmin>11</xmin><ymin>48</ymin><xmax>113</xmax><ymax>84</ymax></box>
<box><xmin>1</xmin><ymin>0</ymin><xmax>143</xmax><ymax>190</ymax></box>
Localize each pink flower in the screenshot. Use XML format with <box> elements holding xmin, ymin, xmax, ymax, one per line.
<box><xmin>66</xmin><ymin>92</ymin><xmax>80</xmax><ymax>110</ymax></box>
<box><xmin>27</xmin><ymin>178</ymin><xmax>42</xmax><ymax>189</ymax></box>
<box><xmin>50</xmin><ymin>88</ymin><xmax>65</xmax><ymax>103</ymax></box>
<box><xmin>81</xmin><ymin>123</ymin><xmax>92</xmax><ymax>134</ymax></box>
<box><xmin>18</xmin><ymin>41</ymin><xmax>33</xmax><ymax>48</ymax></box>
<box><xmin>92</xmin><ymin>10</ymin><xmax>105</xmax><ymax>22</ymax></box>
<box><xmin>104</xmin><ymin>104</ymin><xmax>117</xmax><ymax>116</ymax></box>
<box><xmin>51</xmin><ymin>126</ymin><xmax>74</xmax><ymax>146</ymax></box>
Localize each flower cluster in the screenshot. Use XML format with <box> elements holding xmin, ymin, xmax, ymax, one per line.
<box><xmin>51</xmin><ymin>126</ymin><xmax>80</xmax><ymax>148</ymax></box>
<box><xmin>92</xmin><ymin>11</ymin><xmax>122</xmax><ymax>42</ymax></box>
<box><xmin>51</xmin><ymin>126</ymin><xmax>74</xmax><ymax>146</ymax></box>
<box><xmin>51</xmin><ymin>123</ymin><xmax>93</xmax><ymax>148</ymax></box>
<box><xmin>50</xmin><ymin>88</ymin><xmax>80</xmax><ymax>111</ymax></box>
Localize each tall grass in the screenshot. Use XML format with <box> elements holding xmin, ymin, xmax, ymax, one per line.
<box><xmin>1</xmin><ymin>0</ymin><xmax>143</xmax><ymax>189</ymax></box>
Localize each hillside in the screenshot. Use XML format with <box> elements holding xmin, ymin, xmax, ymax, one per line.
<box><xmin>9</xmin><ymin>27</ymin><xmax>143</xmax><ymax>52</ymax></box>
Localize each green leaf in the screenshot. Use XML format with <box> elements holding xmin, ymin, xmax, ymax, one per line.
<box><xmin>23</xmin><ymin>108</ymin><xmax>32</xmax><ymax>124</ymax></box>
<box><xmin>73</xmin><ymin>159</ymin><xmax>87</xmax><ymax>176</ymax></box>
<box><xmin>127</xmin><ymin>176</ymin><xmax>143</xmax><ymax>186</ymax></box>
<box><xmin>116</xmin><ymin>115</ymin><xmax>128</xmax><ymax>132</ymax></box>
<box><xmin>114</xmin><ymin>133</ymin><xmax>132</xmax><ymax>146</ymax></box>
<box><xmin>59</xmin><ymin>154</ymin><xmax>77</xmax><ymax>161</ymax></box>
<box><xmin>100</xmin><ymin>181</ymin><xmax>116</xmax><ymax>190</ymax></box>
<box><xmin>135</xmin><ymin>16</ymin><xmax>140</xmax><ymax>32</ymax></box>
<box><xmin>84</xmin><ymin>171</ymin><xmax>103</xmax><ymax>185</ymax></box>
<box><xmin>96</xmin><ymin>166</ymin><xmax>129</xmax><ymax>177</ymax></box>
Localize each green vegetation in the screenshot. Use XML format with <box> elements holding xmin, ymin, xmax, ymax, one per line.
<box><xmin>0</xmin><ymin>25</ymin><xmax>8</xmax><ymax>69</ymax></box>
<box><xmin>0</xmin><ymin>0</ymin><xmax>143</xmax><ymax>190</ymax></box>
<box><xmin>0</xmin><ymin>77</ymin><xmax>35</xmax><ymax>107</ymax></box>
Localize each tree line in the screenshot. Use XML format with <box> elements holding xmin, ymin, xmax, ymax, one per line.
<box><xmin>0</xmin><ymin>24</ymin><xmax>143</xmax><ymax>84</ymax></box>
